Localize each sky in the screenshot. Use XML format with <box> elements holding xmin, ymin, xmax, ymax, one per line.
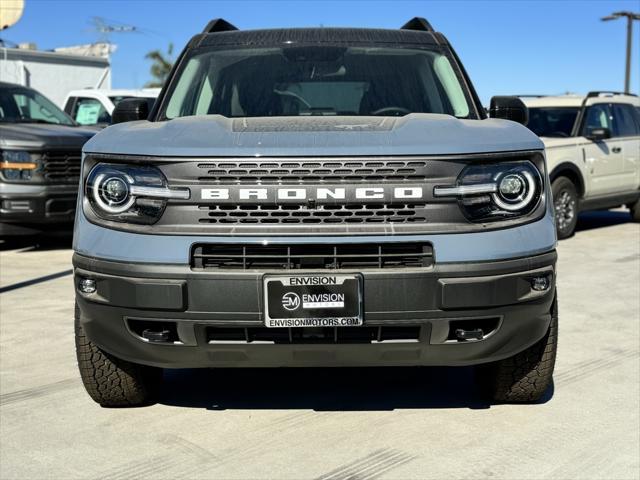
<box><xmin>3</xmin><ymin>0</ymin><xmax>639</xmax><ymax>103</ymax></box>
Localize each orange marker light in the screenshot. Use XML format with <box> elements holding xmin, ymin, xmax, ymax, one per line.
<box><xmin>0</xmin><ymin>162</ymin><xmax>38</xmax><ymax>170</ymax></box>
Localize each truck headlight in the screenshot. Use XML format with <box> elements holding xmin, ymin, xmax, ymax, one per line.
<box><xmin>434</xmin><ymin>161</ymin><xmax>543</xmax><ymax>221</ymax></box>
<box><xmin>86</xmin><ymin>163</ymin><xmax>189</xmax><ymax>224</ymax></box>
<box><xmin>0</xmin><ymin>150</ymin><xmax>39</xmax><ymax>181</ymax></box>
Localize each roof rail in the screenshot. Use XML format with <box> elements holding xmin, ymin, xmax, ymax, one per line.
<box><xmin>202</xmin><ymin>18</ymin><xmax>238</xmax><ymax>34</ymax></box>
<box><xmin>400</xmin><ymin>17</ymin><xmax>435</xmax><ymax>32</ymax></box>
<box><xmin>586</xmin><ymin>90</ymin><xmax>638</xmax><ymax>98</ymax></box>
<box><xmin>515</xmin><ymin>94</ymin><xmax>547</xmax><ymax>98</ymax></box>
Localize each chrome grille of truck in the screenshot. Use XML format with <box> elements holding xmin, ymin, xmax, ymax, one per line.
<box><xmin>42</xmin><ymin>151</ymin><xmax>81</xmax><ymax>184</ymax></box>
<box><xmin>198</xmin><ymin>203</ymin><xmax>427</xmax><ymax>224</ymax></box>
<box><xmin>197</xmin><ymin>159</ymin><xmax>428</xmax><ymax>184</ymax></box>
<box><xmin>191</xmin><ymin>242</ymin><xmax>434</xmax><ymax>270</ymax></box>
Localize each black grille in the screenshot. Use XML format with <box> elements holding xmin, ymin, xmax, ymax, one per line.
<box><xmin>42</xmin><ymin>151</ymin><xmax>81</xmax><ymax>184</ymax></box>
<box><xmin>198</xmin><ymin>203</ymin><xmax>427</xmax><ymax>224</ymax></box>
<box><xmin>197</xmin><ymin>159</ymin><xmax>427</xmax><ymax>185</ymax></box>
<box><xmin>206</xmin><ymin>326</ymin><xmax>422</xmax><ymax>344</ymax></box>
<box><xmin>191</xmin><ymin>242</ymin><xmax>433</xmax><ymax>270</ymax></box>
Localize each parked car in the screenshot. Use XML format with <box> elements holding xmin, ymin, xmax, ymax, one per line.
<box><xmin>522</xmin><ymin>92</ymin><xmax>640</xmax><ymax>238</ymax></box>
<box><xmin>73</xmin><ymin>17</ymin><xmax>558</xmax><ymax>407</ymax></box>
<box><xmin>0</xmin><ymin>82</ymin><xmax>95</xmax><ymax>236</ymax></box>
<box><xmin>63</xmin><ymin>88</ymin><xmax>160</xmax><ymax>128</ymax></box>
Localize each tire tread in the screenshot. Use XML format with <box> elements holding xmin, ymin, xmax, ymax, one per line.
<box><xmin>482</xmin><ymin>293</ymin><xmax>558</xmax><ymax>403</ymax></box>
<box><xmin>74</xmin><ymin>304</ymin><xmax>161</xmax><ymax>407</ymax></box>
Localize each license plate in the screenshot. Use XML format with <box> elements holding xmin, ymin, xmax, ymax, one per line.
<box><xmin>263</xmin><ymin>274</ymin><xmax>363</xmax><ymax>328</ymax></box>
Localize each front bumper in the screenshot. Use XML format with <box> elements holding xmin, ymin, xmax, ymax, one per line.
<box><xmin>0</xmin><ymin>182</ymin><xmax>77</xmax><ymax>235</ymax></box>
<box><xmin>74</xmin><ymin>250</ymin><xmax>557</xmax><ymax>369</ymax></box>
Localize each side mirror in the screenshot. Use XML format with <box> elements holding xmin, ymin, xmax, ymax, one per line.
<box><xmin>111</xmin><ymin>98</ymin><xmax>150</xmax><ymax>124</ymax></box>
<box><xmin>489</xmin><ymin>96</ymin><xmax>529</xmax><ymax>126</ymax></box>
<box><xmin>585</xmin><ymin>127</ymin><xmax>611</xmax><ymax>141</ymax></box>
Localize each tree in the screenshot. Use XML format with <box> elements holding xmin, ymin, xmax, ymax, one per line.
<box><xmin>144</xmin><ymin>43</ymin><xmax>174</xmax><ymax>88</ymax></box>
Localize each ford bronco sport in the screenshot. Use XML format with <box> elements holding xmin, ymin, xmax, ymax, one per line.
<box><xmin>523</xmin><ymin>92</ymin><xmax>640</xmax><ymax>239</ymax></box>
<box><xmin>73</xmin><ymin>18</ymin><xmax>558</xmax><ymax>407</ymax></box>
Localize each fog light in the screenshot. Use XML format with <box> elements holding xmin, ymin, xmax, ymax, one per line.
<box><xmin>79</xmin><ymin>278</ymin><xmax>96</xmax><ymax>294</ymax></box>
<box><xmin>531</xmin><ymin>276</ymin><xmax>550</xmax><ymax>292</ymax></box>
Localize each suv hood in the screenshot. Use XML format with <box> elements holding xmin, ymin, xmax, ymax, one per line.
<box><xmin>84</xmin><ymin>114</ymin><xmax>543</xmax><ymax>157</ymax></box>
<box><xmin>0</xmin><ymin>123</ymin><xmax>96</xmax><ymax>150</ymax></box>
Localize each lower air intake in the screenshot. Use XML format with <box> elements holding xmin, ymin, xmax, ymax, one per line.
<box><xmin>191</xmin><ymin>242</ymin><xmax>434</xmax><ymax>270</ymax></box>
<box><xmin>206</xmin><ymin>326</ymin><xmax>422</xmax><ymax>344</ymax></box>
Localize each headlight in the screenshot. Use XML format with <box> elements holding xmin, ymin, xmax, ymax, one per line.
<box><xmin>86</xmin><ymin>163</ymin><xmax>189</xmax><ymax>224</ymax></box>
<box><xmin>0</xmin><ymin>150</ymin><xmax>39</xmax><ymax>181</ymax></box>
<box><xmin>434</xmin><ymin>161</ymin><xmax>543</xmax><ymax>222</ymax></box>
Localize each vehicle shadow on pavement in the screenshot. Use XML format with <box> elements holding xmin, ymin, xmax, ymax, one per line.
<box><xmin>159</xmin><ymin>367</ymin><xmax>554</xmax><ymax>411</ymax></box>
<box><xmin>0</xmin><ymin>234</ymin><xmax>73</xmax><ymax>252</ymax></box>
<box><xmin>575</xmin><ymin>210</ymin><xmax>632</xmax><ymax>233</ymax></box>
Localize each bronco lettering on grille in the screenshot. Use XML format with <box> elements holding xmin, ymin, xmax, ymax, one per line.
<box><xmin>200</xmin><ymin>186</ymin><xmax>425</xmax><ymax>203</ymax></box>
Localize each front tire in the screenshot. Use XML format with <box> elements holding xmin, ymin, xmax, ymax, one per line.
<box><xmin>75</xmin><ymin>303</ymin><xmax>162</xmax><ymax>407</ymax></box>
<box><xmin>478</xmin><ymin>293</ymin><xmax>558</xmax><ymax>403</ymax></box>
<box><xmin>552</xmin><ymin>177</ymin><xmax>579</xmax><ymax>239</ymax></box>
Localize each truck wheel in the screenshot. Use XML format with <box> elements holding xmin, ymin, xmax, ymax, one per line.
<box><xmin>478</xmin><ymin>293</ymin><xmax>558</xmax><ymax>403</ymax></box>
<box><xmin>552</xmin><ymin>177</ymin><xmax>578</xmax><ymax>239</ymax></box>
<box><xmin>74</xmin><ymin>304</ymin><xmax>162</xmax><ymax>407</ymax></box>
<box><xmin>629</xmin><ymin>201</ymin><xmax>640</xmax><ymax>222</ymax></box>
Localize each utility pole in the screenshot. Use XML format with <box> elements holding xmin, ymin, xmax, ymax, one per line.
<box><xmin>601</xmin><ymin>11</ymin><xmax>640</xmax><ymax>94</ymax></box>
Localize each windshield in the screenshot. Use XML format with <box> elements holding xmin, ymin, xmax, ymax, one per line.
<box><xmin>0</xmin><ymin>86</ymin><xmax>75</xmax><ymax>126</ymax></box>
<box><xmin>527</xmin><ymin>107</ymin><xmax>579</xmax><ymax>138</ymax></box>
<box><xmin>162</xmin><ymin>46</ymin><xmax>473</xmax><ymax>119</ymax></box>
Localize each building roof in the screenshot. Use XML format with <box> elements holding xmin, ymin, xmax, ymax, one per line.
<box><xmin>0</xmin><ymin>46</ymin><xmax>109</xmax><ymax>67</ymax></box>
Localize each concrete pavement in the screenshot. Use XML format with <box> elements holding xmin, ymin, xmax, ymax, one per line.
<box><xmin>0</xmin><ymin>211</ymin><xmax>638</xmax><ymax>480</ymax></box>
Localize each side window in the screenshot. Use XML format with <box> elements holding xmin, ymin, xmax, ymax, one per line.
<box><xmin>581</xmin><ymin>104</ymin><xmax>612</xmax><ymax>137</ymax></box>
<box><xmin>611</xmin><ymin>104</ymin><xmax>640</xmax><ymax>137</ymax></box>
<box><xmin>71</xmin><ymin>97</ymin><xmax>110</xmax><ymax>125</ymax></box>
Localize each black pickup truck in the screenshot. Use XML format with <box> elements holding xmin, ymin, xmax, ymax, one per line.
<box><xmin>0</xmin><ymin>82</ymin><xmax>95</xmax><ymax>236</ymax></box>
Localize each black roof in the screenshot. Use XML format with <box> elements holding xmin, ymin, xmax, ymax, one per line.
<box><xmin>196</xmin><ymin>27</ymin><xmax>440</xmax><ymax>49</ymax></box>
<box><xmin>193</xmin><ymin>18</ymin><xmax>442</xmax><ymax>49</ymax></box>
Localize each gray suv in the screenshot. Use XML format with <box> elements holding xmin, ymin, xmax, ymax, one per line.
<box><xmin>73</xmin><ymin>18</ymin><xmax>558</xmax><ymax>407</ymax></box>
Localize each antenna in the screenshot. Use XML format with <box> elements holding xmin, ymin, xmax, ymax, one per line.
<box><xmin>89</xmin><ymin>17</ymin><xmax>140</xmax><ymax>44</ymax></box>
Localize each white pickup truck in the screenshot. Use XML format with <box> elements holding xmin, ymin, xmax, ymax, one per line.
<box><xmin>62</xmin><ymin>88</ymin><xmax>160</xmax><ymax>128</ymax></box>
<box><xmin>522</xmin><ymin>92</ymin><xmax>640</xmax><ymax>238</ymax></box>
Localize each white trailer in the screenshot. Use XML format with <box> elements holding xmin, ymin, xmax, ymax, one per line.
<box><xmin>0</xmin><ymin>45</ymin><xmax>111</xmax><ymax>108</ymax></box>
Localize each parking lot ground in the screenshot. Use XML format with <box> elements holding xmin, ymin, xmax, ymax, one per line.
<box><xmin>0</xmin><ymin>211</ymin><xmax>638</xmax><ymax>480</ymax></box>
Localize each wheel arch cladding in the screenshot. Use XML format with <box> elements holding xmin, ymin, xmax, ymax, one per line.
<box><xmin>550</xmin><ymin>163</ymin><xmax>585</xmax><ymax>198</ymax></box>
